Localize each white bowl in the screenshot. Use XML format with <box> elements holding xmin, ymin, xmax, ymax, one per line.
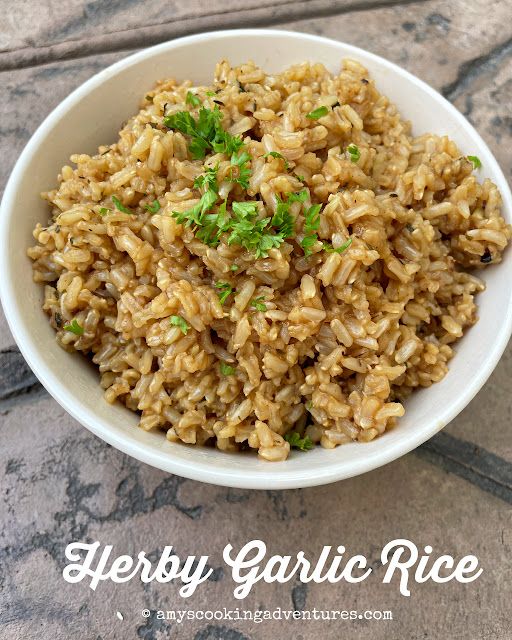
<box><xmin>1</xmin><ymin>29</ymin><xmax>511</xmax><ymax>489</ymax></box>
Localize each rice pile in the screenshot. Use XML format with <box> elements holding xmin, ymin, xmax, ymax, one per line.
<box><xmin>28</xmin><ymin>59</ymin><xmax>511</xmax><ymax>460</ymax></box>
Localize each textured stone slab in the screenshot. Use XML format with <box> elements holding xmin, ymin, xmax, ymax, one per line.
<box><xmin>1</xmin><ymin>395</ymin><xmax>511</xmax><ymax>639</ymax></box>
<box><xmin>0</xmin><ymin>0</ymin><xmax>420</xmax><ymax>70</ymax></box>
<box><xmin>0</xmin><ymin>306</ymin><xmax>13</xmax><ymax>351</ymax></box>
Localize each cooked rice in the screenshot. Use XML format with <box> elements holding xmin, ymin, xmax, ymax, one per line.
<box><xmin>28</xmin><ymin>59</ymin><xmax>511</xmax><ymax>461</ymax></box>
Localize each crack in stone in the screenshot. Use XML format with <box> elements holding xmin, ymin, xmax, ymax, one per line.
<box><xmin>0</xmin><ymin>433</ymin><xmax>203</xmax><ymax>591</ymax></box>
<box><xmin>442</xmin><ymin>36</ymin><xmax>512</xmax><ymax>101</ymax></box>
<box><xmin>194</xmin><ymin>625</ymin><xmax>252</xmax><ymax>640</ymax></box>
<box><xmin>416</xmin><ymin>432</ymin><xmax>512</xmax><ymax>504</ymax></box>
<box><xmin>0</xmin><ymin>347</ymin><xmax>40</xmax><ymax>402</ymax></box>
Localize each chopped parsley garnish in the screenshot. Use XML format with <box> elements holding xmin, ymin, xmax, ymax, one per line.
<box><xmin>163</xmin><ymin>106</ymin><xmax>244</xmax><ymax>159</ymax></box>
<box><xmin>193</xmin><ymin>165</ymin><xmax>219</xmax><ymax>192</ymax></box>
<box><xmin>205</xmin><ymin>90</ymin><xmax>216</xmax><ymax>97</ymax></box>
<box><xmin>173</xmin><ymin>167</ymin><xmax>219</xmax><ymax>230</ymax></box>
<box><xmin>284</xmin><ymin>431</ymin><xmax>314</xmax><ymax>451</ymax></box>
<box><xmin>288</xmin><ymin>189</ymin><xmax>308</xmax><ymax>203</ymax></box>
<box><xmin>220</xmin><ymin>362</ymin><xmax>236</xmax><ymax>375</ymax></box>
<box><xmin>296</xmin><ymin>175</ymin><xmax>306</xmax><ymax>183</ymax></box>
<box><xmin>272</xmin><ymin>192</ymin><xmax>298</xmax><ymax>241</ymax></box>
<box><xmin>186</xmin><ymin>91</ymin><xmax>201</xmax><ymax>107</ymax></box>
<box><xmin>63</xmin><ymin>319</ymin><xmax>84</xmax><ymax>335</ymax></box>
<box><xmin>323</xmin><ymin>237</ymin><xmax>352</xmax><ymax>254</ymax></box>
<box><xmin>111</xmin><ymin>195</ymin><xmax>132</xmax><ymax>214</ymax></box>
<box><xmin>250</xmin><ymin>296</ymin><xmax>267</xmax><ymax>312</ymax></box>
<box><xmin>229</xmin><ymin>149</ymin><xmax>251</xmax><ymax>189</ymax></box>
<box><xmin>230</xmin><ymin>264</ymin><xmax>239</xmax><ymax>271</ymax></box>
<box><xmin>467</xmin><ymin>155</ymin><xmax>482</xmax><ymax>169</ymax></box>
<box><xmin>347</xmin><ymin>144</ymin><xmax>361</xmax><ymax>163</ymax></box>
<box><xmin>227</xmin><ymin>201</ymin><xmax>284</xmax><ymax>258</ymax></box>
<box><xmin>169</xmin><ymin>315</ymin><xmax>189</xmax><ymax>334</ymax></box>
<box><xmin>144</xmin><ymin>199</ymin><xmax>161</xmax><ymax>214</ymax></box>
<box><xmin>264</xmin><ymin>151</ymin><xmax>289</xmax><ymax>169</ymax></box>
<box><xmin>306</xmin><ymin>106</ymin><xmax>329</xmax><ymax>120</ymax></box>
<box><xmin>215</xmin><ymin>281</ymin><xmax>234</xmax><ymax>304</ymax></box>
<box><xmin>172</xmin><ymin>163</ymin><xmax>304</xmax><ymax>258</ymax></box>
<box><xmin>301</xmin><ymin>203</ymin><xmax>322</xmax><ymax>257</ymax></box>
<box><xmin>99</xmin><ymin>207</ymin><xmax>110</xmax><ymax>216</ymax></box>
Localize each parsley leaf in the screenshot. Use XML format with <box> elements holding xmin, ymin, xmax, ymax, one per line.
<box><xmin>288</xmin><ymin>189</ymin><xmax>308</xmax><ymax>203</ymax></box>
<box><xmin>284</xmin><ymin>431</ymin><xmax>314</xmax><ymax>451</ymax></box>
<box><xmin>323</xmin><ymin>237</ymin><xmax>353</xmax><ymax>254</ymax></box>
<box><xmin>111</xmin><ymin>195</ymin><xmax>132</xmax><ymax>214</ymax></box>
<box><xmin>250</xmin><ymin>296</ymin><xmax>267</xmax><ymax>312</ymax></box>
<box><xmin>229</xmin><ymin>149</ymin><xmax>251</xmax><ymax>189</ymax></box>
<box><xmin>306</xmin><ymin>106</ymin><xmax>329</xmax><ymax>120</ymax></box>
<box><xmin>173</xmin><ymin>166</ymin><xmax>219</xmax><ymax>232</ymax></box>
<box><xmin>205</xmin><ymin>90</ymin><xmax>216</xmax><ymax>97</ymax></box>
<box><xmin>347</xmin><ymin>143</ymin><xmax>361</xmax><ymax>163</ymax></box>
<box><xmin>220</xmin><ymin>362</ymin><xmax>236</xmax><ymax>375</ymax></box>
<box><xmin>186</xmin><ymin>91</ymin><xmax>201</xmax><ymax>107</ymax></box>
<box><xmin>230</xmin><ymin>264</ymin><xmax>239</xmax><ymax>271</ymax></box>
<box><xmin>215</xmin><ymin>281</ymin><xmax>234</xmax><ymax>304</ymax></box>
<box><xmin>467</xmin><ymin>155</ymin><xmax>482</xmax><ymax>169</ymax></box>
<box><xmin>169</xmin><ymin>315</ymin><xmax>189</xmax><ymax>334</ymax></box>
<box><xmin>226</xmin><ymin>201</ymin><xmax>285</xmax><ymax>258</ymax></box>
<box><xmin>98</xmin><ymin>207</ymin><xmax>110</xmax><ymax>216</ymax></box>
<box><xmin>272</xmin><ymin>196</ymin><xmax>295</xmax><ymax>240</ymax></box>
<box><xmin>264</xmin><ymin>151</ymin><xmax>289</xmax><ymax>169</ymax></box>
<box><xmin>63</xmin><ymin>319</ymin><xmax>84</xmax><ymax>335</ymax></box>
<box><xmin>144</xmin><ymin>199</ymin><xmax>161</xmax><ymax>214</ymax></box>
<box><xmin>165</xmin><ymin>105</ymin><xmax>244</xmax><ymax>159</ymax></box>
<box><xmin>301</xmin><ymin>203</ymin><xmax>322</xmax><ymax>256</ymax></box>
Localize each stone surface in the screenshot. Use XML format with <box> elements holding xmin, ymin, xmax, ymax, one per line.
<box><xmin>0</xmin><ymin>1</ymin><xmax>511</xmax><ymax>638</ymax></box>
<box><xmin>1</xmin><ymin>395</ymin><xmax>511</xmax><ymax>639</ymax></box>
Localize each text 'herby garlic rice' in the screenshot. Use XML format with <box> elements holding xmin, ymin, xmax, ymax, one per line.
<box><xmin>28</xmin><ymin>59</ymin><xmax>511</xmax><ymax>461</ymax></box>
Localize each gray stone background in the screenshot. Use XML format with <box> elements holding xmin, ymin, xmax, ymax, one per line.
<box><xmin>1</xmin><ymin>1</ymin><xmax>511</xmax><ymax>638</ymax></box>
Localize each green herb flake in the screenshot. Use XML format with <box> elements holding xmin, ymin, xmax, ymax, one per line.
<box><xmin>467</xmin><ymin>155</ymin><xmax>482</xmax><ymax>169</ymax></box>
<box><xmin>264</xmin><ymin>151</ymin><xmax>289</xmax><ymax>169</ymax></box>
<box><xmin>296</xmin><ymin>175</ymin><xmax>306</xmax><ymax>183</ymax></box>
<box><xmin>99</xmin><ymin>207</ymin><xmax>110</xmax><ymax>216</ymax></box>
<box><xmin>323</xmin><ymin>237</ymin><xmax>353</xmax><ymax>254</ymax></box>
<box><xmin>186</xmin><ymin>91</ymin><xmax>201</xmax><ymax>107</ymax></box>
<box><xmin>205</xmin><ymin>90</ymin><xmax>216</xmax><ymax>97</ymax></box>
<box><xmin>284</xmin><ymin>431</ymin><xmax>314</xmax><ymax>451</ymax></box>
<box><xmin>220</xmin><ymin>362</ymin><xmax>236</xmax><ymax>376</ymax></box>
<box><xmin>288</xmin><ymin>189</ymin><xmax>308</xmax><ymax>203</ymax></box>
<box><xmin>169</xmin><ymin>315</ymin><xmax>189</xmax><ymax>335</ymax></box>
<box><xmin>306</xmin><ymin>106</ymin><xmax>329</xmax><ymax>120</ymax></box>
<box><xmin>63</xmin><ymin>319</ymin><xmax>84</xmax><ymax>336</ymax></box>
<box><xmin>215</xmin><ymin>281</ymin><xmax>234</xmax><ymax>305</ymax></box>
<box><xmin>111</xmin><ymin>195</ymin><xmax>132</xmax><ymax>214</ymax></box>
<box><xmin>347</xmin><ymin>143</ymin><xmax>361</xmax><ymax>163</ymax></box>
<box><xmin>144</xmin><ymin>199</ymin><xmax>161</xmax><ymax>214</ymax></box>
<box><xmin>229</xmin><ymin>149</ymin><xmax>252</xmax><ymax>189</ymax></box>
<box><xmin>301</xmin><ymin>203</ymin><xmax>322</xmax><ymax>257</ymax></box>
<box><xmin>230</xmin><ymin>264</ymin><xmax>239</xmax><ymax>271</ymax></box>
<box><xmin>250</xmin><ymin>296</ymin><xmax>267</xmax><ymax>312</ymax></box>
<box><xmin>164</xmin><ymin>106</ymin><xmax>244</xmax><ymax>159</ymax></box>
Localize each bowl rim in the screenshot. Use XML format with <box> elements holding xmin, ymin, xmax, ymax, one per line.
<box><xmin>1</xmin><ymin>28</ymin><xmax>511</xmax><ymax>490</ymax></box>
